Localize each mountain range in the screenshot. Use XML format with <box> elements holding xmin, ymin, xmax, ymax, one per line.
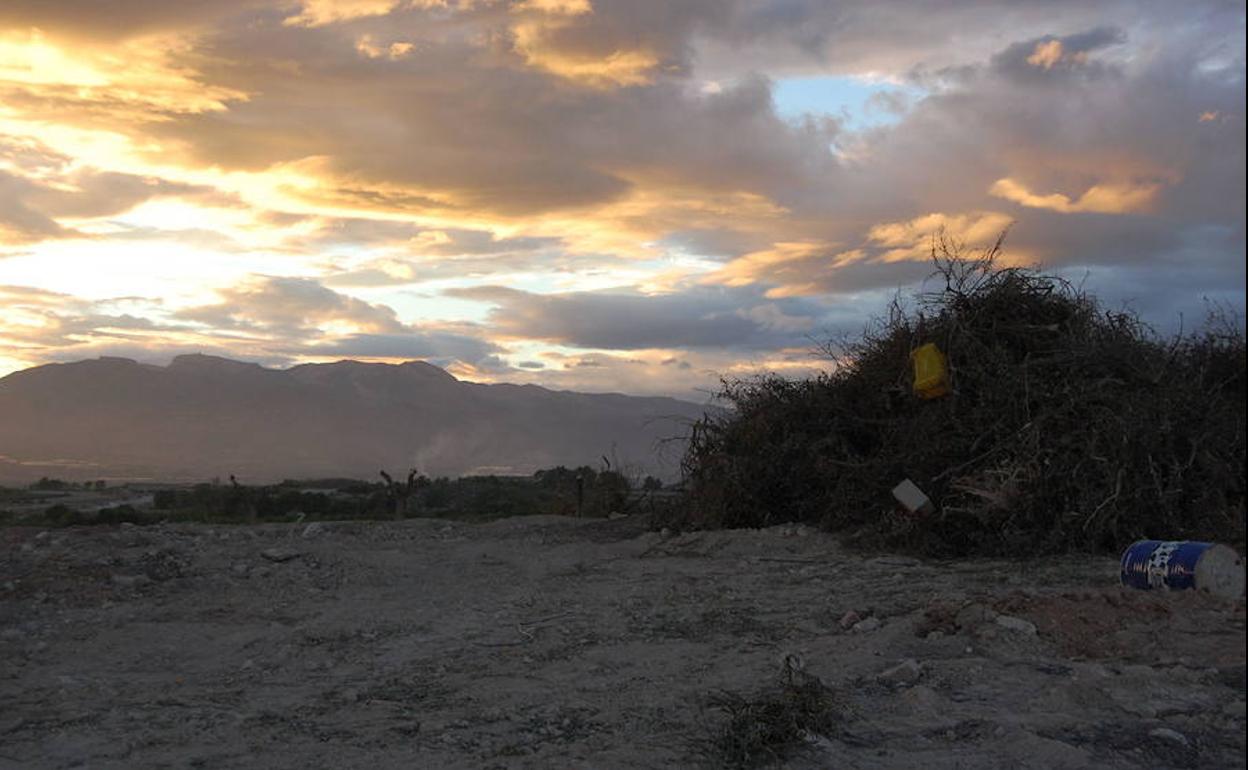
<box><xmin>0</xmin><ymin>355</ymin><xmax>710</xmax><ymax>483</ymax></box>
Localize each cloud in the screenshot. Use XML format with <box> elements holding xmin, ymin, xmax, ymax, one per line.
<box><xmin>0</xmin><ymin>136</ymin><xmax>220</xmax><ymax>245</ymax></box>
<box><xmin>989</xmin><ymin>178</ymin><xmax>1161</xmax><ymax>215</ymax></box>
<box><xmin>284</xmin><ymin>0</ymin><xmax>403</xmax><ymax>28</ymax></box>
<box><xmin>705</xmin><ymin>212</ymin><xmax>1017</xmax><ymax>297</ymax></box>
<box><xmin>177</xmin><ymin>275</ymin><xmax>406</xmax><ymax>335</ymax></box>
<box><xmin>0</xmin><ymin>278</ymin><xmax>503</xmax><ymax>374</ymax></box>
<box><xmin>0</xmin><ymin>1</ymin><xmax>1243</xmax><ymax>395</ymax></box>
<box><xmin>0</xmin><ymin>286</ymin><xmax>182</xmax><ymax>357</ymax></box>
<box><xmin>446</xmin><ymin>284</ymin><xmax>833</xmax><ymax>350</ymax></box>
<box><xmin>287</xmin><ymin>331</ymin><xmax>501</xmax><ymax>364</ymax></box>
<box><xmin>0</xmin><ymin>1</ymin><xmax>268</xmax><ymax>41</ymax></box>
<box><xmin>991</xmin><ymin>28</ymin><xmax>1126</xmax><ymax>81</ymax></box>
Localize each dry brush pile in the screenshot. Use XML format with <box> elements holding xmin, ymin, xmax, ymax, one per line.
<box><xmin>677</xmin><ymin>237</ymin><xmax>1246</xmax><ymax>556</ymax></box>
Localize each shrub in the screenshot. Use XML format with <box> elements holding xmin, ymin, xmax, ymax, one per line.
<box><xmin>43</xmin><ymin>503</ymin><xmax>85</xmax><ymax>526</ymax></box>
<box><xmin>700</xmin><ymin>662</ymin><xmax>840</xmax><ymax>768</ymax></box>
<box><xmin>678</xmin><ymin>236</ymin><xmax>1246</xmax><ymax>556</ymax></box>
<box><xmin>95</xmin><ymin>504</ymin><xmax>147</xmax><ymax>525</ymax></box>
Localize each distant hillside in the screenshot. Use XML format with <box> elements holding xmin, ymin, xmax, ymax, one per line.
<box><xmin>0</xmin><ymin>355</ymin><xmax>708</xmax><ymax>483</ymax></box>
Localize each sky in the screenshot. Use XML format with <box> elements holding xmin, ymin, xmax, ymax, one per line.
<box><xmin>0</xmin><ymin>0</ymin><xmax>1243</xmax><ymax>400</ymax></box>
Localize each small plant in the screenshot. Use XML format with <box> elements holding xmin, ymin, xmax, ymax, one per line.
<box><xmin>700</xmin><ymin>660</ymin><xmax>840</xmax><ymax>768</ymax></box>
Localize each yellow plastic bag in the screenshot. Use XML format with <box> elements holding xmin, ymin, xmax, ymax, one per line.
<box><xmin>911</xmin><ymin>342</ymin><xmax>950</xmax><ymax>399</ymax></box>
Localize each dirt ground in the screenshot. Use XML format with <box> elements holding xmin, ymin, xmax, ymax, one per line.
<box><xmin>2</xmin><ymin>516</ymin><xmax>1244</xmax><ymax>769</ymax></box>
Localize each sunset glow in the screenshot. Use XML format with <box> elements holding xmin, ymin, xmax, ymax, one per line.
<box><xmin>1</xmin><ymin>1</ymin><xmax>1243</xmax><ymax>398</ymax></box>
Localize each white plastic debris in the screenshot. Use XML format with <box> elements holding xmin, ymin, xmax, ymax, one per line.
<box><xmin>892</xmin><ymin>479</ymin><xmax>934</xmax><ymax>515</ymax></box>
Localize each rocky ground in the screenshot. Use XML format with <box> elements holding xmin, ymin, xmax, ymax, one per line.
<box><xmin>1</xmin><ymin>516</ymin><xmax>1244</xmax><ymax>769</ymax></box>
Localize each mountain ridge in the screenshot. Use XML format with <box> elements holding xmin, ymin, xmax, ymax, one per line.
<box><xmin>0</xmin><ymin>356</ymin><xmax>708</xmax><ymax>483</ymax></box>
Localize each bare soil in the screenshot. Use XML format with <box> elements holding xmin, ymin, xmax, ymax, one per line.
<box><xmin>2</xmin><ymin>516</ymin><xmax>1244</xmax><ymax>769</ymax></box>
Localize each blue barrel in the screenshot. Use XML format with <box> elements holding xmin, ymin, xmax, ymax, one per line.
<box><xmin>1121</xmin><ymin>540</ymin><xmax>1222</xmax><ymax>591</ymax></box>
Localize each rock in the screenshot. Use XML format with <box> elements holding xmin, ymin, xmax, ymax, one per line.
<box><xmin>111</xmin><ymin>574</ymin><xmax>151</xmax><ymax>588</ymax></box>
<box><xmin>301</xmin><ymin>523</ymin><xmax>326</xmax><ymax>539</ymax></box>
<box><xmin>1221</xmin><ymin>700</ymin><xmax>1245</xmax><ymax>719</ymax></box>
<box><xmin>839</xmin><ymin>610</ymin><xmax>862</xmax><ymax>629</ymax></box>
<box><xmin>955</xmin><ymin>602</ymin><xmax>996</xmax><ymax>631</ymax></box>
<box><xmin>925</xmin><ymin>630</ymin><xmax>946</xmax><ymax>641</ymax></box>
<box><xmin>1121</xmin><ymin>701</ymin><xmax>1159</xmax><ymax>719</ymax></box>
<box><xmin>994</xmin><ymin>615</ymin><xmax>1038</xmax><ymax>635</ymax></box>
<box><xmin>231</xmin><ymin>562</ymin><xmax>250</xmax><ymax>577</ymax></box>
<box><xmin>878</xmin><ymin>659</ymin><xmax>923</xmax><ymax>687</ymax></box>
<box><xmin>1148</xmin><ymin>727</ymin><xmax>1189</xmax><ymax>747</ymax></box>
<box><xmin>260</xmin><ymin>548</ymin><xmax>300</xmax><ymax>563</ymax></box>
<box><xmin>852</xmin><ymin>617</ymin><xmax>882</xmax><ymax>633</ymax></box>
<box><xmin>900</xmin><ymin>684</ymin><xmax>940</xmax><ymax>708</ymax></box>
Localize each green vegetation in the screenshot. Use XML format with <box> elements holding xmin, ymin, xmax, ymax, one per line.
<box><xmin>29</xmin><ymin>477</ymin><xmax>106</xmax><ymax>491</ymax></box>
<box><xmin>3</xmin><ymin>465</ymin><xmax>662</xmax><ymax>527</ymax></box>
<box><xmin>674</xmin><ymin>237</ymin><xmax>1246</xmax><ymax>556</ymax></box>
<box><xmin>151</xmin><ymin>465</ymin><xmax>636</xmax><ymax>522</ymax></box>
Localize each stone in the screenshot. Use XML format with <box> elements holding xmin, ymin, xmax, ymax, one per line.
<box><xmin>111</xmin><ymin>574</ymin><xmax>151</xmax><ymax>588</ymax></box>
<box><xmin>1148</xmin><ymin>727</ymin><xmax>1189</xmax><ymax>746</ymax></box>
<box><xmin>900</xmin><ymin>684</ymin><xmax>940</xmax><ymax>708</ymax></box>
<box><xmin>994</xmin><ymin>615</ymin><xmax>1038</xmax><ymax>635</ymax></box>
<box><xmin>839</xmin><ymin>610</ymin><xmax>862</xmax><ymax>629</ymax></box>
<box><xmin>955</xmin><ymin>602</ymin><xmax>996</xmax><ymax>631</ymax></box>
<box><xmin>260</xmin><ymin>548</ymin><xmax>300</xmax><ymax>563</ymax></box>
<box><xmin>852</xmin><ymin>617</ymin><xmax>882</xmax><ymax>633</ymax></box>
<box><xmin>301</xmin><ymin>523</ymin><xmax>326</xmax><ymax>539</ymax></box>
<box><xmin>878</xmin><ymin>659</ymin><xmax>923</xmax><ymax>687</ymax></box>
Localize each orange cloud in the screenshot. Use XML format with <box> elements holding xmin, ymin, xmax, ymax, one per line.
<box><xmin>706</xmin><ymin>241</ymin><xmax>830</xmax><ymax>292</ymax></box>
<box><xmin>509</xmin><ymin>3</ymin><xmax>658</xmax><ymax>88</ymax></box>
<box><xmin>0</xmin><ymin>29</ymin><xmax>246</xmax><ymax>117</ymax></box>
<box><xmin>866</xmin><ymin>211</ymin><xmax>1015</xmax><ymax>262</ymax></box>
<box><xmin>1024</xmin><ymin>39</ymin><xmax>1089</xmax><ymax>70</ymax></box>
<box><xmin>990</xmin><ymin>177</ymin><xmax>1161</xmax><ymax>214</ymax></box>
<box><xmin>284</xmin><ymin>0</ymin><xmax>404</xmax><ymax>27</ymax></box>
